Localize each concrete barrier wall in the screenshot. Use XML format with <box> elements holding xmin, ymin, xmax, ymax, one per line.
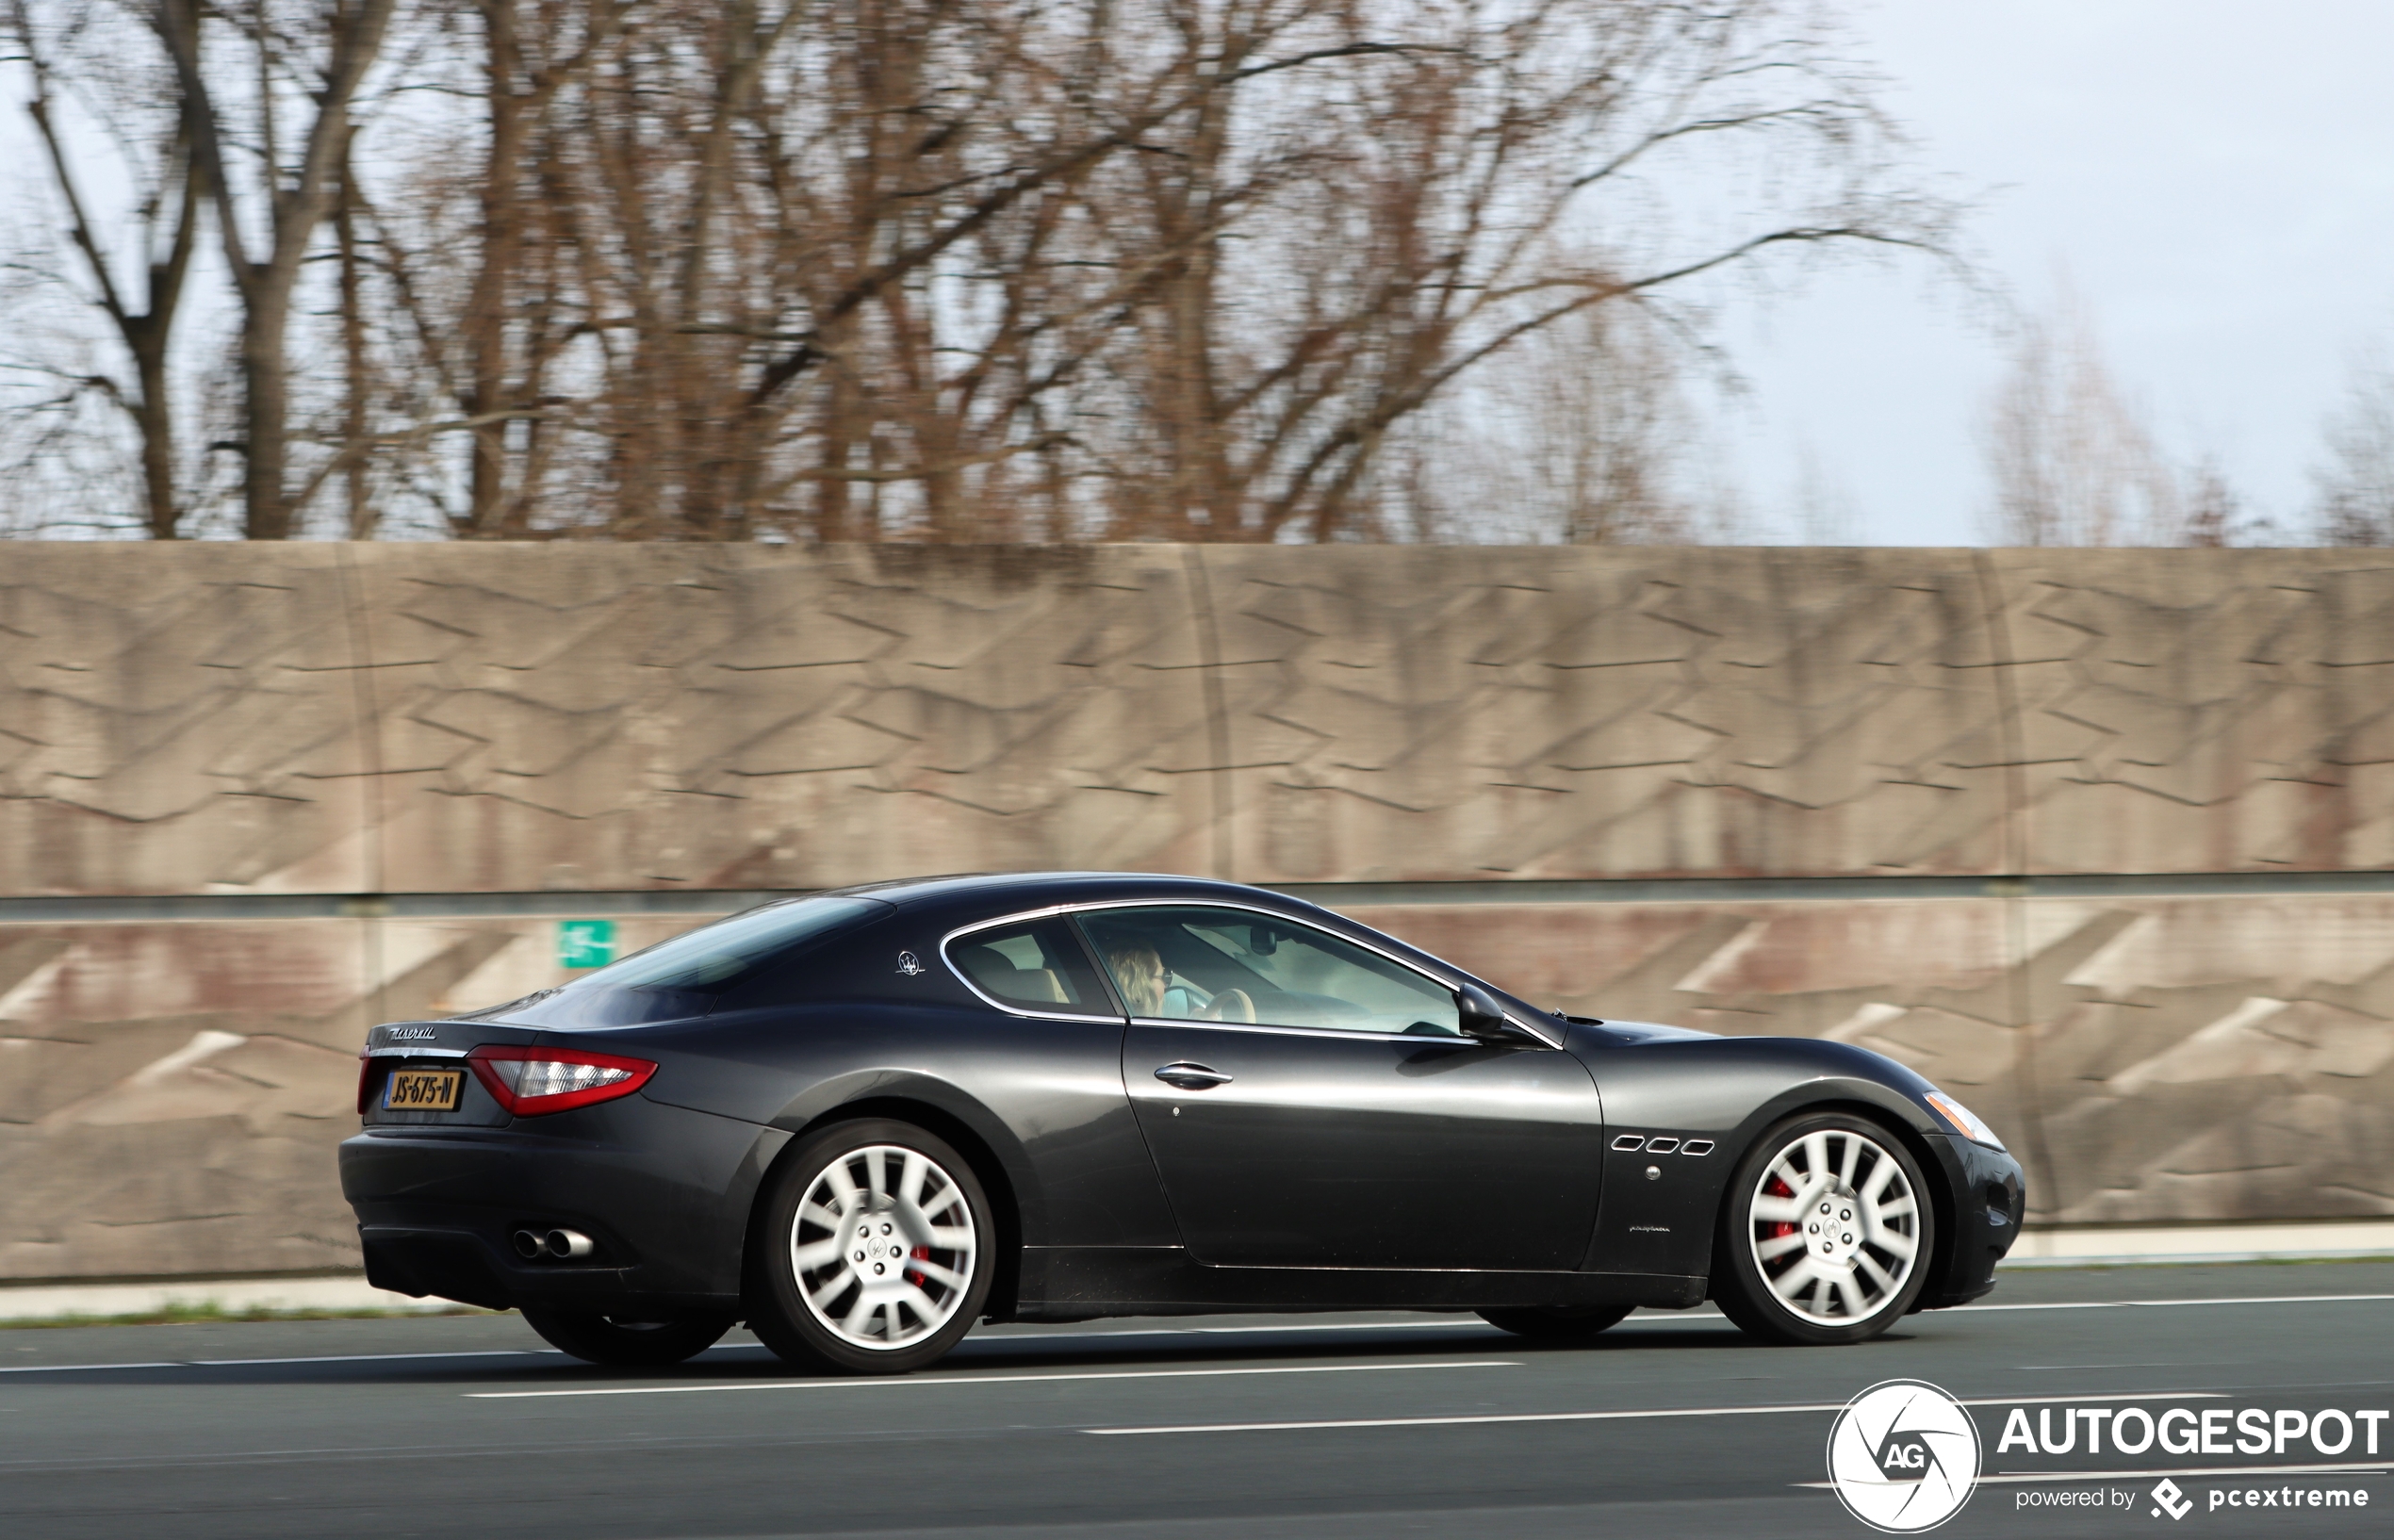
<box><xmin>8</xmin><ymin>542</ymin><xmax>2394</xmax><ymax>893</ymax></box>
<box><xmin>3</xmin><ymin>544</ymin><xmax>2391</xmax><ymax>1280</ymax></box>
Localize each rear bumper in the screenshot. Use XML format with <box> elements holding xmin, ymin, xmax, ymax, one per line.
<box><xmin>1919</xmin><ymin>1131</ymin><xmax>2025</xmax><ymax>1309</ymax></box>
<box><xmin>339</xmin><ymin>1095</ymin><xmax>787</xmax><ymax>1314</ymax></box>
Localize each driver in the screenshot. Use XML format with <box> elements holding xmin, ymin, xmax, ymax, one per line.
<box><xmin>1105</xmin><ymin>942</ymin><xmax>1255</xmax><ymax>1023</ymax></box>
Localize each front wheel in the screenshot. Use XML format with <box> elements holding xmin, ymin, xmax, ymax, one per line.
<box><xmin>746</xmin><ymin>1118</ymin><xmax>995</xmax><ymax>1375</ymax></box>
<box><xmin>1714</xmin><ymin>1111</ymin><xmax>1935</xmax><ymax>1346</ymax></box>
<box><xmin>519</xmin><ymin>1305</ymin><xmax>733</xmax><ymax>1367</ymax></box>
<box><xmin>1476</xmin><ymin>1304</ymin><xmax>1632</xmax><ymax>1342</ymax></box>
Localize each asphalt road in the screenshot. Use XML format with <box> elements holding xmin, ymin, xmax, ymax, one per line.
<box><xmin>3</xmin><ymin>1262</ymin><xmax>2389</xmax><ymax>1540</ymax></box>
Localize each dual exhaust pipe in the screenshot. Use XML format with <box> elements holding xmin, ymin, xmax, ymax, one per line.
<box><xmin>513</xmin><ymin>1227</ymin><xmax>595</xmax><ymax>1261</ymax></box>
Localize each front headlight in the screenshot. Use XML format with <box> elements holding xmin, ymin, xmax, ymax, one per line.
<box><xmin>1925</xmin><ymin>1089</ymin><xmax>2006</xmax><ymax>1151</ymax></box>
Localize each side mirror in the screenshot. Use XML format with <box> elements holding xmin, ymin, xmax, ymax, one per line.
<box><xmin>1455</xmin><ymin>982</ymin><xmax>1520</xmax><ymax>1043</ymax></box>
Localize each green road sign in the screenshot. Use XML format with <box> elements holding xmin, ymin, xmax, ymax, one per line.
<box><xmin>558</xmin><ymin>918</ymin><xmax>616</xmax><ymax>969</ymax></box>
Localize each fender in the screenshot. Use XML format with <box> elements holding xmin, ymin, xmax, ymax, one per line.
<box><xmin>764</xmin><ymin>1065</ymin><xmax>1050</xmax><ymax>1248</ymax></box>
<box><xmin>1572</xmin><ymin>1029</ymin><xmax>1956</xmax><ymax>1285</ymax></box>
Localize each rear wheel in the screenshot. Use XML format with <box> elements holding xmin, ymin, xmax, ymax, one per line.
<box><xmin>1476</xmin><ymin>1304</ymin><xmax>1632</xmax><ymax>1341</ymax></box>
<box><xmin>1714</xmin><ymin>1111</ymin><xmax>1934</xmax><ymax>1346</ymax></box>
<box><xmin>746</xmin><ymin>1118</ymin><xmax>995</xmax><ymax>1375</ymax></box>
<box><xmin>519</xmin><ymin>1305</ymin><xmax>733</xmax><ymax>1367</ymax></box>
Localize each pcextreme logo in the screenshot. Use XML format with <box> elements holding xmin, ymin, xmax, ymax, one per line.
<box><xmin>1827</xmin><ymin>1380</ymin><xmax>1982</xmax><ymax>1533</ymax></box>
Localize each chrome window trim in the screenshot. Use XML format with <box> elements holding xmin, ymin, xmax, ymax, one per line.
<box><xmin>1123</xmin><ymin>1015</ymin><xmax>1477</xmax><ymax>1047</ymax></box>
<box><xmin>1058</xmin><ymin>895</ymin><xmax>1562</xmax><ymax>1049</ymax></box>
<box><xmin>940</xmin><ymin>907</ymin><xmax>1126</xmax><ymax>1024</ymax></box>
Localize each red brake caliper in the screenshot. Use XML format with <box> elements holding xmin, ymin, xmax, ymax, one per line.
<box><xmin>904</xmin><ymin>1244</ymin><xmax>930</xmax><ymax>1286</ymax></box>
<box><xmin>1764</xmin><ymin>1175</ymin><xmax>1797</xmax><ymax>1241</ymax></box>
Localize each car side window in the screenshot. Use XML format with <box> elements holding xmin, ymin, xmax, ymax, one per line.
<box><xmin>946</xmin><ymin>917</ymin><xmax>1116</xmax><ymax>1017</ymax></box>
<box><xmin>1076</xmin><ymin>906</ymin><xmax>1462</xmax><ymax>1037</ymax></box>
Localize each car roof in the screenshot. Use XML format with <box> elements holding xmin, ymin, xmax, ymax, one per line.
<box><xmin>823</xmin><ymin>871</ymin><xmax>1313</xmax><ymax>910</ymax></box>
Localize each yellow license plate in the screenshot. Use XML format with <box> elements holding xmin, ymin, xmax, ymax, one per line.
<box><xmin>383</xmin><ymin>1067</ymin><xmax>465</xmax><ymax>1112</ymax></box>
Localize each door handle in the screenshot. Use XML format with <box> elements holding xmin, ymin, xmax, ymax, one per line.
<box><xmin>1154</xmin><ymin>1062</ymin><xmax>1234</xmax><ymax>1090</ymax></box>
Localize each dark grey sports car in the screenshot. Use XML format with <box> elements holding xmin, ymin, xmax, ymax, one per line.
<box><xmin>340</xmin><ymin>873</ymin><xmax>2023</xmax><ymax>1372</ymax></box>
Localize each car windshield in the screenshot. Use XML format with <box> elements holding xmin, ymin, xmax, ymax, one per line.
<box><xmin>565</xmin><ymin>896</ymin><xmax>891</xmax><ymax>994</ymax></box>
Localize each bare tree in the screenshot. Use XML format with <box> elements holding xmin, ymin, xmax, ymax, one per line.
<box><xmin>156</xmin><ymin>0</ymin><xmax>398</xmax><ymax>539</ymax></box>
<box><xmin>378</xmin><ymin>0</ymin><xmax>1950</xmax><ymax>541</ymax></box>
<box><xmin>2178</xmin><ymin>454</ymin><xmax>2244</xmax><ymax>549</ymax></box>
<box><xmin>1981</xmin><ymin>295</ymin><xmax>2180</xmax><ymax>546</ymax></box>
<box><xmin>1077</xmin><ymin>0</ymin><xmax>1948</xmax><ymax>542</ymax></box>
<box><xmin>4</xmin><ymin>0</ymin><xmax>1958</xmax><ymax>542</ymax></box>
<box><xmin>2314</xmin><ymin>345</ymin><xmax>2394</xmax><ymax>546</ymax></box>
<box><xmin>3</xmin><ymin>0</ymin><xmax>206</xmax><ymax>537</ymax></box>
<box><xmin>1977</xmin><ymin>289</ymin><xmax>2292</xmax><ymax>549</ymax></box>
<box><xmin>1399</xmin><ymin>300</ymin><xmax>1710</xmax><ymax>543</ymax></box>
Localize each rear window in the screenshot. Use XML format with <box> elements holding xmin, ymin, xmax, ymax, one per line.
<box><xmin>946</xmin><ymin>917</ymin><xmax>1114</xmax><ymax>1016</ymax></box>
<box><xmin>567</xmin><ymin>896</ymin><xmax>891</xmax><ymax>994</ymax></box>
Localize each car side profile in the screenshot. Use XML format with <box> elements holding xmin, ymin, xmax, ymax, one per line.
<box><xmin>339</xmin><ymin>873</ymin><xmax>2024</xmax><ymax>1372</ymax></box>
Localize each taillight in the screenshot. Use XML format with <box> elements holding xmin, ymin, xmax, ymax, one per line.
<box><xmin>356</xmin><ymin>1052</ymin><xmax>374</xmax><ymax>1116</ymax></box>
<box><xmin>467</xmin><ymin>1044</ymin><xmax>658</xmax><ymax>1117</ymax></box>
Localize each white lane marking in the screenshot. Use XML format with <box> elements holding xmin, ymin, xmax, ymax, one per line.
<box><xmin>0</xmin><ymin>1350</ymin><xmax>554</xmax><ymax>1375</ymax></box>
<box><xmin>1958</xmin><ymin>1293</ymin><xmax>2394</xmax><ymax>1312</ymax></box>
<box><xmin>1795</xmin><ymin>1462</ymin><xmax>2389</xmax><ymax>1489</ymax></box>
<box><xmin>192</xmin><ymin>1351</ymin><xmax>549</xmax><ymax>1367</ymax></box>
<box><xmin>989</xmin><ymin>1320</ymin><xmax>1509</xmax><ymax>1342</ymax></box>
<box><xmin>4</xmin><ymin>1292</ymin><xmax>2381</xmax><ymax>1376</ymax></box>
<box><xmin>997</xmin><ymin>1294</ymin><xmax>2388</xmax><ymax>1342</ymax></box>
<box><xmin>468</xmin><ymin>1359</ymin><xmax>1521</xmax><ymax>1401</ymax></box>
<box><xmin>1036</xmin><ymin>1322</ymin><xmax>1476</xmax><ymax>1338</ymax></box>
<box><xmin>1085</xmin><ymin>1389</ymin><xmax>2224</xmax><ymax>1436</ymax></box>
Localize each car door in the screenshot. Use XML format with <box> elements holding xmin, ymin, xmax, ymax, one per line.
<box><xmin>1079</xmin><ymin>904</ymin><xmax>1604</xmax><ymax>1270</ymax></box>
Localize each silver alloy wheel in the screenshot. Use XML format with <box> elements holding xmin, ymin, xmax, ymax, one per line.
<box><xmin>790</xmin><ymin>1143</ymin><xmax>978</xmax><ymax>1352</ymax></box>
<box><xmin>1746</xmin><ymin>1126</ymin><xmax>1919</xmax><ymax>1326</ymax></box>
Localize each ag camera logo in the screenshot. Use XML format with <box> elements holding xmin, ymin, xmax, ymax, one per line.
<box><xmin>1828</xmin><ymin>1380</ymin><xmax>1981</xmax><ymax>1532</ymax></box>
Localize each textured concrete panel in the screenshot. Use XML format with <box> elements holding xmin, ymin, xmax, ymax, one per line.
<box><xmin>7</xmin><ymin>546</ymin><xmax>2394</xmax><ymax>896</ymax></box>
<box><xmin>0</xmin><ymin>912</ymin><xmax>709</xmax><ymax>1281</ymax></box>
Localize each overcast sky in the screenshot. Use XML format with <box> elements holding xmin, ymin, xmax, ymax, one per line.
<box><xmin>1726</xmin><ymin>0</ymin><xmax>2394</xmax><ymax>545</ymax></box>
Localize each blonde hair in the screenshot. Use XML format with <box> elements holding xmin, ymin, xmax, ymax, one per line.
<box><xmin>1107</xmin><ymin>943</ymin><xmax>1166</xmax><ymax>1016</ymax></box>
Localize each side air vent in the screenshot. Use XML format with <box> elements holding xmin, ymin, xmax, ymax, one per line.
<box><xmin>1611</xmin><ymin>1134</ymin><xmax>1647</xmax><ymax>1152</ymax></box>
<box><xmin>1681</xmin><ymin>1139</ymin><xmax>1715</xmax><ymax>1156</ymax></box>
<box><xmin>1645</xmin><ymin>1137</ymin><xmax>1681</xmax><ymax>1155</ymax></box>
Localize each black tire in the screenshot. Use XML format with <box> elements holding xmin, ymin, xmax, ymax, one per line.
<box><xmin>1476</xmin><ymin>1304</ymin><xmax>1633</xmax><ymax>1341</ymax></box>
<box><xmin>746</xmin><ymin>1118</ymin><xmax>996</xmax><ymax>1376</ymax></box>
<box><xmin>1714</xmin><ymin>1110</ymin><xmax>1936</xmax><ymax>1346</ymax></box>
<box><xmin>519</xmin><ymin>1305</ymin><xmax>733</xmax><ymax>1367</ymax></box>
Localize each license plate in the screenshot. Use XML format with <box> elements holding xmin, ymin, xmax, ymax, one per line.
<box><xmin>382</xmin><ymin>1067</ymin><xmax>465</xmax><ymax>1112</ymax></box>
